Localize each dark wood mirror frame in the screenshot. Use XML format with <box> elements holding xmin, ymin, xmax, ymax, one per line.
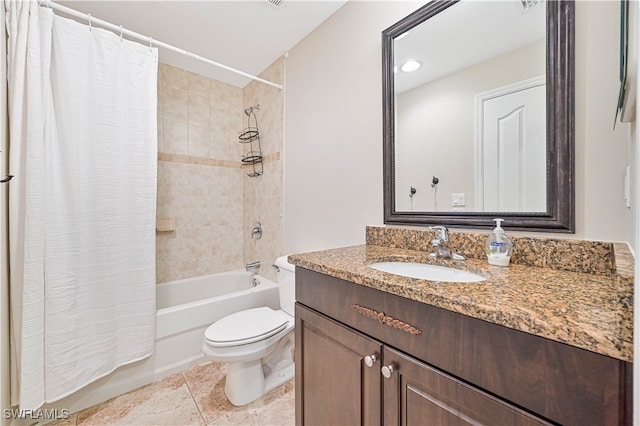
<box><xmin>382</xmin><ymin>0</ymin><xmax>575</xmax><ymax>232</ymax></box>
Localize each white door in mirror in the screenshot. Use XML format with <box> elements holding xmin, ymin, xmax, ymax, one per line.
<box><xmin>477</xmin><ymin>78</ymin><xmax>546</xmax><ymax>212</ymax></box>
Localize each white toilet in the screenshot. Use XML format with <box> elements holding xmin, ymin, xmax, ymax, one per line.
<box><xmin>201</xmin><ymin>255</ymin><xmax>295</xmax><ymax>406</ymax></box>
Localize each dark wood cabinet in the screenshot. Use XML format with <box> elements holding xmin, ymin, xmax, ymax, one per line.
<box><xmin>295</xmin><ymin>304</ymin><xmax>381</xmax><ymax>425</ymax></box>
<box><xmin>295</xmin><ymin>267</ymin><xmax>632</xmax><ymax>426</ymax></box>
<box><xmin>382</xmin><ymin>346</ymin><xmax>549</xmax><ymax>426</ymax></box>
<box><xmin>296</xmin><ymin>303</ymin><xmax>549</xmax><ymax>426</ymax></box>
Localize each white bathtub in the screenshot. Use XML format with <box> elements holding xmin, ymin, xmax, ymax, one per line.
<box><xmin>154</xmin><ymin>270</ymin><xmax>280</xmax><ymax>365</ymax></box>
<box><xmin>44</xmin><ymin>270</ymin><xmax>280</xmax><ymax>415</ymax></box>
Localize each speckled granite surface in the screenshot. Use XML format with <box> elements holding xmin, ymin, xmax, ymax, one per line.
<box><xmin>366</xmin><ymin>226</ymin><xmax>616</xmax><ymax>276</ymax></box>
<box><xmin>289</xmin><ymin>241</ymin><xmax>634</xmax><ymax>362</ymax></box>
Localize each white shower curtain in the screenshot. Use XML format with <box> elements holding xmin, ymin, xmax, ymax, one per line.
<box><xmin>6</xmin><ymin>1</ymin><xmax>158</xmax><ymax>409</ymax></box>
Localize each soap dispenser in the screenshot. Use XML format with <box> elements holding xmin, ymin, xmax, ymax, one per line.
<box><xmin>485</xmin><ymin>218</ymin><xmax>513</xmax><ymax>266</ymax></box>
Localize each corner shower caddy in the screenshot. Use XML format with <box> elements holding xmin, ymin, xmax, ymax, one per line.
<box><xmin>239</xmin><ymin>105</ymin><xmax>263</xmax><ymax>177</ymax></box>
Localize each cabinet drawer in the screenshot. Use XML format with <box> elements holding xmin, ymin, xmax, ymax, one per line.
<box><xmin>295</xmin><ymin>267</ymin><xmax>631</xmax><ymax>425</ymax></box>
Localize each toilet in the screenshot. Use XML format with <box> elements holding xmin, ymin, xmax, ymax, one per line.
<box><xmin>201</xmin><ymin>255</ymin><xmax>295</xmax><ymax>406</ymax></box>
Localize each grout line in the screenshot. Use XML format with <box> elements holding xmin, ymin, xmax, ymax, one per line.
<box><xmin>182</xmin><ymin>370</ymin><xmax>207</xmax><ymax>426</ymax></box>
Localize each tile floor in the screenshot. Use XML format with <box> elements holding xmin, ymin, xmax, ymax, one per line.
<box><xmin>51</xmin><ymin>362</ymin><xmax>295</xmax><ymax>426</ymax></box>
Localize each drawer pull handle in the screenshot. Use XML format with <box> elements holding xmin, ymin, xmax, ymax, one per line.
<box><xmin>381</xmin><ymin>365</ymin><xmax>395</xmax><ymax>379</ymax></box>
<box><xmin>352</xmin><ymin>304</ymin><xmax>422</xmax><ymax>336</ymax></box>
<box><xmin>364</xmin><ymin>354</ymin><xmax>377</xmax><ymax>367</ymax></box>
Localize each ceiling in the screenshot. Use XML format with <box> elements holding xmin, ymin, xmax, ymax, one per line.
<box><xmin>394</xmin><ymin>0</ymin><xmax>546</xmax><ymax>93</ymax></box>
<box><xmin>56</xmin><ymin>0</ymin><xmax>348</xmax><ymax>88</ymax></box>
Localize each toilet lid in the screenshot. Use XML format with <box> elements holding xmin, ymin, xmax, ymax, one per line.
<box><xmin>204</xmin><ymin>307</ymin><xmax>289</xmax><ymax>347</ymax></box>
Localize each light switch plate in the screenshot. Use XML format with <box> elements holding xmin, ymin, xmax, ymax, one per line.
<box><xmin>452</xmin><ymin>193</ymin><xmax>466</xmax><ymax>206</ymax></box>
<box><xmin>624</xmin><ymin>166</ymin><xmax>631</xmax><ymax>208</ymax></box>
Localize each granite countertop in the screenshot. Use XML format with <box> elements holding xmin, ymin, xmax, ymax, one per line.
<box><xmin>289</xmin><ymin>244</ymin><xmax>633</xmax><ymax>362</ymax></box>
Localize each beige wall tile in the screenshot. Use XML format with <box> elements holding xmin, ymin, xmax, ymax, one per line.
<box><xmin>211</xmin><ymin>129</ymin><xmax>229</xmax><ymax>161</ymax></box>
<box><xmin>157</xmin><ymin>120</ymin><xmax>164</xmax><ymax>153</ymax></box>
<box><xmin>156</xmin><ymin>60</ymin><xmax>283</xmax><ymax>284</ymax></box>
<box><xmin>188</xmin><ymin>71</ymin><xmax>210</xmax><ymax>94</ymax></box>
<box><xmin>188</xmin><ymin>92</ymin><xmax>210</xmax><ymax>127</ymax></box>
<box><xmin>162</xmin><ymin>88</ymin><xmax>188</xmax><ymax>124</ymax></box>
<box><xmin>188</xmin><ymin>124</ymin><xmax>210</xmax><ymax>158</ymax></box>
<box><xmin>242</xmin><ymin>57</ymin><xmax>285</xmax><ymax>283</ymax></box>
<box><xmin>159</xmin><ymin>63</ymin><xmax>189</xmax><ymax>91</ymax></box>
<box><xmin>162</xmin><ymin>119</ymin><xmax>188</xmax><ymax>155</ymax></box>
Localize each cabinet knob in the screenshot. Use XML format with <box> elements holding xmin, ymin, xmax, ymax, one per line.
<box><xmin>364</xmin><ymin>354</ymin><xmax>377</xmax><ymax>367</ymax></box>
<box><xmin>381</xmin><ymin>364</ymin><xmax>395</xmax><ymax>379</ymax></box>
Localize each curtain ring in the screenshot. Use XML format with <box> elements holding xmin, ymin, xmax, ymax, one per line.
<box><xmin>87</xmin><ymin>14</ymin><xmax>92</xmax><ymax>32</ymax></box>
<box><xmin>120</xmin><ymin>25</ymin><xmax>123</xmax><ymax>43</ymax></box>
<box><xmin>148</xmin><ymin>36</ymin><xmax>153</xmax><ymax>52</ymax></box>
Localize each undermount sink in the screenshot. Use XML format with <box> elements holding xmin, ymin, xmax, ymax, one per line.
<box><xmin>369</xmin><ymin>262</ymin><xmax>486</xmax><ymax>283</ymax></box>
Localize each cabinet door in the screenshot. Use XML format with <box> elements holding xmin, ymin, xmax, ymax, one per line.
<box><xmin>296</xmin><ymin>303</ymin><xmax>382</xmax><ymax>426</ymax></box>
<box><xmin>383</xmin><ymin>347</ymin><xmax>551</xmax><ymax>426</ymax></box>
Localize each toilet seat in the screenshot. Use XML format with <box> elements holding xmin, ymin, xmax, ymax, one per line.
<box><xmin>204</xmin><ymin>307</ymin><xmax>289</xmax><ymax>347</ymax></box>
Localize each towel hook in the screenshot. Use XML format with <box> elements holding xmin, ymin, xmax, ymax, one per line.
<box><xmin>1</xmin><ymin>175</ymin><xmax>14</xmax><ymax>183</ymax></box>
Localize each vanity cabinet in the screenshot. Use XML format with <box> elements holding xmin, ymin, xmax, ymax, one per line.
<box><xmin>296</xmin><ymin>304</ymin><xmax>547</xmax><ymax>425</ymax></box>
<box><xmin>294</xmin><ymin>268</ymin><xmax>632</xmax><ymax>426</ymax></box>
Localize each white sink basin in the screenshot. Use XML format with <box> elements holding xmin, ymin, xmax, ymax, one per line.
<box><xmin>369</xmin><ymin>262</ymin><xmax>486</xmax><ymax>283</ymax></box>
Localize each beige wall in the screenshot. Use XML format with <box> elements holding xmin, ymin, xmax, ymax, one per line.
<box><xmin>284</xmin><ymin>1</ymin><xmax>417</xmax><ymax>253</ymax></box>
<box><xmin>156</xmin><ymin>61</ymin><xmax>284</xmax><ymax>283</ymax></box>
<box><xmin>284</xmin><ymin>1</ymin><xmax>633</xmax><ymax>251</ymax></box>
<box><xmin>575</xmin><ymin>1</ymin><xmax>632</xmax><ymax>243</ymax></box>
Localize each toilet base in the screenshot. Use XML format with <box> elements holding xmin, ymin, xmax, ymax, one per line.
<box><xmin>223</xmin><ymin>332</ymin><xmax>295</xmax><ymax>406</ymax></box>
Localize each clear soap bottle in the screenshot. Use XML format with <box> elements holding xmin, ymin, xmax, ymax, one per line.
<box><xmin>485</xmin><ymin>218</ymin><xmax>513</xmax><ymax>266</ymax></box>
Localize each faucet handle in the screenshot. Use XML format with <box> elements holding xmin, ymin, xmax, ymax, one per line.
<box><xmin>429</xmin><ymin>225</ymin><xmax>449</xmax><ymax>241</ymax></box>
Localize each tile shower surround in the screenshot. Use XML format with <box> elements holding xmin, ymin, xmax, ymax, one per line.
<box><xmin>156</xmin><ymin>60</ymin><xmax>284</xmax><ymax>284</ymax></box>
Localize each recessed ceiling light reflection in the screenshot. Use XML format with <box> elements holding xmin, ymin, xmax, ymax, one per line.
<box><xmin>401</xmin><ymin>60</ymin><xmax>421</xmax><ymax>73</ymax></box>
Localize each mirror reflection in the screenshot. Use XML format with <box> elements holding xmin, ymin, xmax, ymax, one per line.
<box><xmin>393</xmin><ymin>1</ymin><xmax>546</xmax><ymax>213</ymax></box>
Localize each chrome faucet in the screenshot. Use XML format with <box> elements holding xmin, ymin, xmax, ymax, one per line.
<box><xmin>251</xmin><ymin>222</ymin><xmax>263</xmax><ymax>239</ymax></box>
<box><xmin>429</xmin><ymin>226</ymin><xmax>465</xmax><ymax>261</ymax></box>
<box><xmin>246</xmin><ymin>261</ymin><xmax>261</xmax><ymax>272</ymax></box>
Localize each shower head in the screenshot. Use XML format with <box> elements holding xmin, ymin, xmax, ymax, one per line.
<box><xmin>244</xmin><ymin>105</ymin><xmax>261</xmax><ymax>116</ymax></box>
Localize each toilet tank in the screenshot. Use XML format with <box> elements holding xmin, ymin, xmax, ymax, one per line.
<box><xmin>274</xmin><ymin>255</ymin><xmax>295</xmax><ymax>316</ymax></box>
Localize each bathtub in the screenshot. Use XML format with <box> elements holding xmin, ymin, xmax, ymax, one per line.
<box><xmin>44</xmin><ymin>270</ymin><xmax>280</xmax><ymax>415</ymax></box>
<box><xmin>154</xmin><ymin>270</ymin><xmax>280</xmax><ymax>366</ymax></box>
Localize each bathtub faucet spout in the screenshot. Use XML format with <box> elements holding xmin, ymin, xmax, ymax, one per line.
<box><xmin>246</xmin><ymin>261</ymin><xmax>261</xmax><ymax>272</ymax></box>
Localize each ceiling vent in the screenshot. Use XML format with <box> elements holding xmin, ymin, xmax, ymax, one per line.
<box><xmin>265</xmin><ymin>0</ymin><xmax>284</xmax><ymax>8</ymax></box>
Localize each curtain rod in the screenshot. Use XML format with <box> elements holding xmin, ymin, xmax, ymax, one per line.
<box><xmin>41</xmin><ymin>0</ymin><xmax>284</xmax><ymax>90</ymax></box>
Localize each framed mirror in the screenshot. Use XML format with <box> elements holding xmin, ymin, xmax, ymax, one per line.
<box><xmin>382</xmin><ymin>0</ymin><xmax>574</xmax><ymax>232</ymax></box>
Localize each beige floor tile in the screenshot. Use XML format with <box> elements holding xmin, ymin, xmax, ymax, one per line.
<box><xmin>48</xmin><ymin>412</ymin><xmax>78</xmax><ymax>426</ymax></box>
<box><xmin>77</xmin><ymin>372</ymin><xmax>204</xmax><ymax>426</ymax></box>
<box><xmin>182</xmin><ymin>362</ymin><xmax>295</xmax><ymax>426</ymax></box>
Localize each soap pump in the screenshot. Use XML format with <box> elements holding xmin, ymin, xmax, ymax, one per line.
<box><xmin>485</xmin><ymin>218</ymin><xmax>513</xmax><ymax>266</ymax></box>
